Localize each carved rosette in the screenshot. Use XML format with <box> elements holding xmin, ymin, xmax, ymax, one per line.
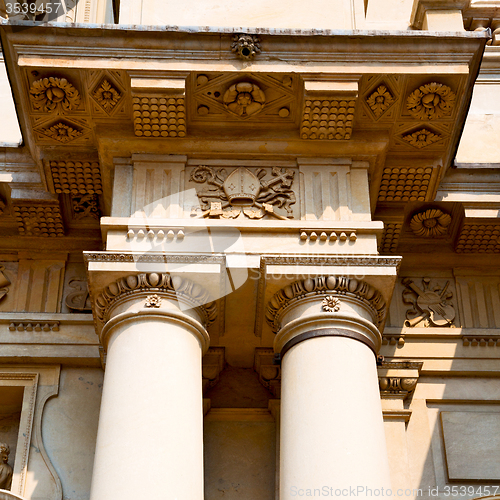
<box><xmin>95</xmin><ymin>273</ymin><xmax>217</xmax><ymax>326</ymax></box>
<box><xmin>410</xmin><ymin>208</ymin><xmax>451</xmax><ymax>237</ymax></box>
<box><xmin>223</xmin><ymin>82</ymin><xmax>266</xmax><ymax>118</ymax></box>
<box><xmin>407</xmin><ymin>82</ymin><xmax>456</xmax><ymax>120</ymax></box>
<box><xmin>265</xmin><ymin>276</ymin><xmax>386</xmax><ymax>333</ymax></box>
<box><xmin>29</xmin><ymin>77</ymin><xmax>81</xmax><ymax>112</ymax></box>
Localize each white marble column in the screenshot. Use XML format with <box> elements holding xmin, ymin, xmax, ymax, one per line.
<box><xmin>266</xmin><ymin>276</ymin><xmax>391</xmax><ymax>500</ymax></box>
<box><xmin>89</xmin><ymin>273</ymin><xmax>216</xmax><ymax>500</ymax></box>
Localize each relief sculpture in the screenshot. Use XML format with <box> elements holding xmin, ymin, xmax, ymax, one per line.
<box><xmin>0</xmin><ymin>443</ymin><xmax>12</xmax><ymax>490</ymax></box>
<box><xmin>190</xmin><ymin>165</ymin><xmax>296</xmax><ymax>220</ymax></box>
<box><xmin>402</xmin><ymin>277</ymin><xmax>455</xmax><ymax>327</ymax></box>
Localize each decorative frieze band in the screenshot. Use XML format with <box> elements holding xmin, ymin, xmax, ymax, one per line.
<box><xmin>265</xmin><ymin>276</ymin><xmax>386</xmax><ymax>332</ymax></box>
<box><xmin>95</xmin><ymin>272</ymin><xmax>217</xmax><ymax>325</ymax></box>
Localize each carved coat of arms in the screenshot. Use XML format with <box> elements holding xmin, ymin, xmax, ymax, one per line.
<box><xmin>189</xmin><ymin>165</ymin><xmax>296</xmax><ymax>220</ymax></box>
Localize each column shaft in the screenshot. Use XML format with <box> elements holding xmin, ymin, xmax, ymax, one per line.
<box><xmin>90</xmin><ymin>314</ymin><xmax>205</xmax><ymax>500</ymax></box>
<box><xmin>280</xmin><ymin>335</ymin><xmax>391</xmax><ymax>499</ymax></box>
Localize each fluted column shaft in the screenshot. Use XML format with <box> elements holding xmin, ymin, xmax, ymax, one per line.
<box><xmin>268</xmin><ymin>277</ymin><xmax>391</xmax><ymax>500</ymax></box>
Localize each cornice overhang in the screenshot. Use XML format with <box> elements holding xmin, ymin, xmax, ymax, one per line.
<box><xmin>0</xmin><ymin>21</ymin><xmax>489</xmax><ymax>230</ymax></box>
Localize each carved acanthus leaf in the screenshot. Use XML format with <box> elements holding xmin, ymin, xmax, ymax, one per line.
<box><xmin>407</xmin><ymin>82</ymin><xmax>456</xmax><ymax>120</ymax></box>
<box><xmin>366</xmin><ymin>85</ymin><xmax>394</xmax><ymax>118</ymax></box>
<box><xmin>29</xmin><ymin>77</ymin><xmax>80</xmax><ymax>112</ymax></box>
<box><xmin>93</xmin><ymin>79</ymin><xmax>121</xmax><ymax>113</ymax></box>
<box><xmin>402</xmin><ymin>128</ymin><xmax>441</xmax><ymax>149</ymax></box>
<box><xmin>40</xmin><ymin>122</ymin><xmax>82</xmax><ymax>143</ymax></box>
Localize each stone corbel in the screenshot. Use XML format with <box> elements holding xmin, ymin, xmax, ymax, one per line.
<box><xmin>202</xmin><ymin>346</ymin><xmax>225</xmax><ymax>394</ymax></box>
<box><xmin>411</xmin><ymin>0</ymin><xmax>468</xmax><ymax>30</ymax></box>
<box><xmin>378</xmin><ymin>360</ymin><xmax>423</xmax><ymax>422</ymax></box>
<box><xmin>254</xmin><ymin>348</ymin><xmax>281</xmax><ymax>398</ymax></box>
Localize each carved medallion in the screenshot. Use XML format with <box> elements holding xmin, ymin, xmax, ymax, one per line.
<box><xmin>189</xmin><ymin>165</ymin><xmax>296</xmax><ymax>219</ymax></box>
<box><xmin>223</xmin><ymin>82</ymin><xmax>266</xmax><ymax>118</ymax></box>
<box><xmin>145</xmin><ymin>294</ymin><xmax>162</xmax><ymax>308</ymax></box>
<box><xmin>366</xmin><ymin>85</ymin><xmax>395</xmax><ymax>118</ymax></box>
<box><xmin>231</xmin><ymin>34</ymin><xmax>261</xmax><ymax>60</ymax></box>
<box><xmin>410</xmin><ymin>208</ymin><xmax>451</xmax><ymax>237</ymax></box>
<box><xmin>402</xmin><ymin>277</ymin><xmax>455</xmax><ymax>327</ymax></box>
<box><xmin>402</xmin><ymin>128</ymin><xmax>441</xmax><ymax>149</ymax></box>
<box><xmin>29</xmin><ymin>77</ymin><xmax>80</xmax><ymax>112</ymax></box>
<box><xmin>407</xmin><ymin>82</ymin><xmax>456</xmax><ymax>120</ymax></box>
<box><xmin>322</xmin><ymin>296</ymin><xmax>340</xmax><ymax>312</ymax></box>
<box><xmin>93</xmin><ymin>79</ymin><xmax>121</xmax><ymax>113</ymax></box>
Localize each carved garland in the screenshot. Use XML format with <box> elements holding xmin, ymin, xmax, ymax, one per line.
<box><xmin>95</xmin><ymin>273</ymin><xmax>217</xmax><ymax>325</ymax></box>
<box><xmin>265</xmin><ymin>276</ymin><xmax>386</xmax><ymax>332</ymax></box>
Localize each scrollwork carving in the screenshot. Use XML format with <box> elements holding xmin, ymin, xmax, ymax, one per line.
<box><xmin>95</xmin><ymin>273</ymin><xmax>217</xmax><ymax>325</ymax></box>
<box><xmin>266</xmin><ymin>276</ymin><xmax>386</xmax><ymax>332</ymax></box>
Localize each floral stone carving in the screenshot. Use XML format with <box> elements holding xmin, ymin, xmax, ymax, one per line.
<box><xmin>322</xmin><ymin>296</ymin><xmax>340</xmax><ymax>312</ymax></box>
<box><xmin>93</xmin><ymin>79</ymin><xmax>121</xmax><ymax>113</ymax></box>
<box><xmin>402</xmin><ymin>277</ymin><xmax>455</xmax><ymax>327</ymax></box>
<box><xmin>40</xmin><ymin>122</ymin><xmax>83</xmax><ymax>143</ymax></box>
<box><xmin>189</xmin><ymin>165</ymin><xmax>295</xmax><ymax>219</ymax></box>
<box><xmin>231</xmin><ymin>34</ymin><xmax>261</xmax><ymax>60</ymax></box>
<box><xmin>402</xmin><ymin>128</ymin><xmax>441</xmax><ymax>149</ymax></box>
<box><xmin>410</xmin><ymin>208</ymin><xmax>451</xmax><ymax>237</ymax></box>
<box><xmin>145</xmin><ymin>294</ymin><xmax>162</xmax><ymax>308</ymax></box>
<box><xmin>366</xmin><ymin>85</ymin><xmax>395</xmax><ymax>118</ymax></box>
<box><xmin>223</xmin><ymin>82</ymin><xmax>266</xmax><ymax>118</ymax></box>
<box><xmin>29</xmin><ymin>77</ymin><xmax>81</xmax><ymax>112</ymax></box>
<box><xmin>407</xmin><ymin>82</ymin><xmax>456</xmax><ymax>120</ymax></box>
